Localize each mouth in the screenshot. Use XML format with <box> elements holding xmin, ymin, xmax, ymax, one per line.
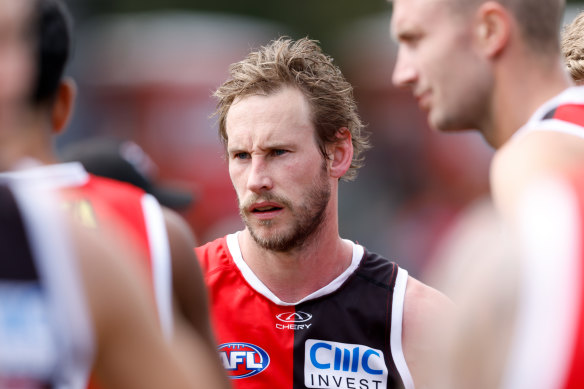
<box><xmin>415</xmin><ymin>91</ymin><xmax>431</xmax><ymax>111</ymax></box>
<box><xmin>249</xmin><ymin>202</ymin><xmax>284</xmax><ymax>217</ymax></box>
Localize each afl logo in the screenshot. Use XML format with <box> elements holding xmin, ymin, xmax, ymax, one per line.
<box><xmin>218</xmin><ymin>342</ymin><xmax>270</xmax><ymax>379</ymax></box>
<box><xmin>276</xmin><ymin>311</ymin><xmax>312</xmax><ymax>323</ymax></box>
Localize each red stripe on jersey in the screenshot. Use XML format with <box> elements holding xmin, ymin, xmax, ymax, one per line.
<box><xmin>196</xmin><ymin>238</ymin><xmax>294</xmax><ymax>389</ymax></box>
<box><xmin>550</xmin><ymin>104</ymin><xmax>584</xmax><ymax>128</ymax></box>
<box><xmin>560</xmin><ymin>171</ymin><xmax>584</xmax><ymax>389</ymax></box>
<box><xmin>61</xmin><ymin>174</ymin><xmax>152</xmax><ymax>269</ymax></box>
<box><xmin>62</xmin><ymin>175</ymin><xmax>158</xmax><ymax>389</ymax></box>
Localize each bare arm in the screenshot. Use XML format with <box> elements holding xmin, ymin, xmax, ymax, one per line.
<box><xmin>74</xmin><ymin>228</ymin><xmax>198</xmax><ymax>389</ymax></box>
<box><xmin>491</xmin><ymin>131</ymin><xmax>584</xmax><ymax>219</ymax></box>
<box><xmin>402</xmin><ymin>276</ymin><xmax>454</xmax><ymax>389</ymax></box>
<box><xmin>163</xmin><ymin>207</ymin><xmax>231</xmax><ymax>389</ymax></box>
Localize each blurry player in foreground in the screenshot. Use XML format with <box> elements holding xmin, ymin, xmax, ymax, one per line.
<box><xmin>0</xmin><ymin>0</ymin><xmax>226</xmax><ymax>388</ymax></box>
<box><xmin>0</xmin><ymin>180</ymin><xmax>202</xmax><ymax>388</ymax></box>
<box><xmin>390</xmin><ymin>0</ymin><xmax>584</xmax><ymax>387</ymax></box>
<box><xmin>0</xmin><ymin>1</ymin><xmax>229</xmax><ymax>387</ymax></box>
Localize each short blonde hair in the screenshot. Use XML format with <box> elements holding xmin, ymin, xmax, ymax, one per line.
<box><xmin>562</xmin><ymin>11</ymin><xmax>584</xmax><ymax>83</ymax></box>
<box><xmin>213</xmin><ymin>37</ymin><xmax>369</xmax><ymax>181</ymax></box>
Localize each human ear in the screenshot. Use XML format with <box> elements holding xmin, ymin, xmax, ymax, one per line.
<box><xmin>51</xmin><ymin>77</ymin><xmax>77</xmax><ymax>134</ymax></box>
<box><xmin>327</xmin><ymin>128</ymin><xmax>353</xmax><ymax>179</ymax></box>
<box><xmin>475</xmin><ymin>1</ymin><xmax>511</xmax><ymax>58</ymax></box>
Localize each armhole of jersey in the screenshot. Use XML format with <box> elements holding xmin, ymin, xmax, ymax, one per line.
<box><xmin>142</xmin><ymin>194</ymin><xmax>173</xmax><ymax>339</ymax></box>
<box><xmin>501</xmin><ymin>176</ymin><xmax>582</xmax><ymax>389</ymax></box>
<box><xmin>12</xmin><ymin>183</ymin><xmax>94</xmax><ymax>386</ymax></box>
<box><xmin>390</xmin><ymin>267</ymin><xmax>415</xmax><ymax>389</ymax></box>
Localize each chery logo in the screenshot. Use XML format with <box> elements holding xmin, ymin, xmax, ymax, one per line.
<box><xmin>276</xmin><ymin>311</ymin><xmax>313</xmax><ymax>330</ymax></box>
<box><xmin>276</xmin><ymin>311</ymin><xmax>312</xmax><ymax>323</ymax></box>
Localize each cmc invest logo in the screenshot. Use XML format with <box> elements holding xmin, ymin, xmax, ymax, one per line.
<box><xmin>304</xmin><ymin>339</ymin><xmax>388</xmax><ymax>388</ymax></box>
<box><xmin>218</xmin><ymin>342</ymin><xmax>270</xmax><ymax>379</ymax></box>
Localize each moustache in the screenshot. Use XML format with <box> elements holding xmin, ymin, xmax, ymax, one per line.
<box><xmin>239</xmin><ymin>193</ymin><xmax>292</xmax><ymax>212</ymax></box>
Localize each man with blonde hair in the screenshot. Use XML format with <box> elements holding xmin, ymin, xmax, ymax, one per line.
<box><xmin>391</xmin><ymin>0</ymin><xmax>584</xmax><ymax>387</ymax></box>
<box><xmin>391</xmin><ymin>0</ymin><xmax>576</xmax><ymax>214</ymax></box>
<box><xmin>197</xmin><ymin>36</ymin><xmax>452</xmax><ymax>389</ymax></box>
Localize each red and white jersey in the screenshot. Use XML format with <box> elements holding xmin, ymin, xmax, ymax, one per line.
<box><xmin>501</xmin><ymin>170</ymin><xmax>584</xmax><ymax>389</ymax></box>
<box><xmin>0</xmin><ymin>181</ymin><xmax>93</xmax><ymax>388</ymax></box>
<box><xmin>0</xmin><ymin>162</ymin><xmax>173</xmax><ymax>337</ymax></box>
<box><xmin>499</xmin><ymin>87</ymin><xmax>584</xmax><ymax>389</ymax></box>
<box><xmin>513</xmin><ymin>86</ymin><xmax>584</xmax><ymax>141</ymax></box>
<box><xmin>196</xmin><ymin>232</ymin><xmax>414</xmax><ymax>389</ymax></box>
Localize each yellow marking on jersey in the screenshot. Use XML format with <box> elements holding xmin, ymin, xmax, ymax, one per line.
<box><xmin>61</xmin><ymin>199</ymin><xmax>98</xmax><ymax>228</ymax></box>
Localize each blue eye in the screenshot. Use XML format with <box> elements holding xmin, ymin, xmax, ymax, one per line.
<box><xmin>233</xmin><ymin>152</ymin><xmax>250</xmax><ymax>160</ymax></box>
<box><xmin>272</xmin><ymin>149</ymin><xmax>287</xmax><ymax>156</ymax></box>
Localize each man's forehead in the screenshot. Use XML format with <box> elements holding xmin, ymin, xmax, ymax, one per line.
<box><xmin>391</xmin><ymin>0</ymin><xmax>461</xmax><ymax>30</ymax></box>
<box><xmin>391</xmin><ymin>0</ymin><xmax>460</xmax><ymax>16</ymax></box>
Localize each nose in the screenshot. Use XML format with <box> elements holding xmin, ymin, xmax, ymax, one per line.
<box><xmin>247</xmin><ymin>156</ymin><xmax>273</xmax><ymax>193</ymax></box>
<box><xmin>392</xmin><ymin>47</ymin><xmax>418</xmax><ymax>89</ymax></box>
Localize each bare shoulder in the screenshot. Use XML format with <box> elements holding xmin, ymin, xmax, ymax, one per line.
<box><xmin>161</xmin><ymin>207</ymin><xmax>231</xmax><ymax>389</ymax></box>
<box><xmin>492</xmin><ymin>131</ymin><xmax>584</xmax><ymax>217</ymax></box>
<box><xmin>402</xmin><ymin>276</ymin><xmax>453</xmax><ymax>350</ymax></box>
<box><xmin>162</xmin><ymin>206</ymin><xmax>198</xmax><ymax>246</ymax></box>
<box><xmin>72</xmin><ymin>224</ymin><xmax>155</xmax><ymax>339</ymax></box>
<box><xmin>161</xmin><ymin>206</ymin><xmax>203</xmax><ymax>288</ymax></box>
<box><xmin>403</xmin><ymin>276</ymin><xmax>453</xmax><ymax>327</ymax></box>
<box><xmin>402</xmin><ymin>276</ymin><xmax>453</xmax><ymax>389</ymax></box>
<box><xmin>161</xmin><ymin>206</ymin><xmax>218</xmax><ymax>344</ymax></box>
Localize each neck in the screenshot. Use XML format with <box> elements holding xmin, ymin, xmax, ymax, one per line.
<box><xmin>487</xmin><ymin>54</ymin><xmax>573</xmax><ymax>149</ymax></box>
<box><xmin>0</xmin><ymin>109</ymin><xmax>57</xmax><ymax>171</ymax></box>
<box><xmin>238</xmin><ymin>202</ymin><xmax>353</xmax><ymax>303</ymax></box>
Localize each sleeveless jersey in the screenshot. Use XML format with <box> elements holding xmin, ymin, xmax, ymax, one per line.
<box><xmin>0</xmin><ymin>162</ymin><xmax>173</xmax><ymax>389</ymax></box>
<box><xmin>501</xmin><ymin>87</ymin><xmax>584</xmax><ymax>389</ymax></box>
<box><xmin>0</xmin><ymin>182</ymin><xmax>93</xmax><ymax>388</ymax></box>
<box><xmin>500</xmin><ymin>171</ymin><xmax>584</xmax><ymax>389</ymax></box>
<box><xmin>196</xmin><ymin>232</ymin><xmax>414</xmax><ymax>389</ymax></box>
<box><xmin>0</xmin><ymin>162</ymin><xmax>173</xmax><ymax>337</ymax></box>
<box><xmin>513</xmin><ymin>86</ymin><xmax>584</xmax><ymax>141</ymax></box>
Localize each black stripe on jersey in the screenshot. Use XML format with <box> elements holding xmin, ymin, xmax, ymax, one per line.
<box><xmin>543</xmin><ymin>108</ymin><xmax>557</xmax><ymax>120</ymax></box>
<box><xmin>0</xmin><ymin>185</ymin><xmax>40</xmax><ymax>281</ymax></box>
<box><xmin>292</xmin><ymin>251</ymin><xmax>405</xmax><ymax>389</ymax></box>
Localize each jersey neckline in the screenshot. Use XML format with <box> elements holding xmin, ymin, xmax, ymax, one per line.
<box><xmin>0</xmin><ymin>161</ymin><xmax>89</xmax><ymax>189</ymax></box>
<box><xmin>225</xmin><ymin>231</ymin><xmax>365</xmax><ymax>306</ymax></box>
